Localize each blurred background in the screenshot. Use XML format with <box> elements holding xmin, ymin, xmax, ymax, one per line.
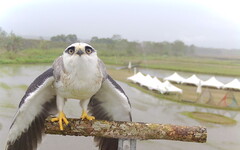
<box><xmin>0</xmin><ymin>0</ymin><xmax>240</xmax><ymax>150</ymax></box>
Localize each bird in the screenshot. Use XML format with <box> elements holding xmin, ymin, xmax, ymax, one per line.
<box><xmin>5</xmin><ymin>43</ymin><xmax>132</xmax><ymax>150</ymax></box>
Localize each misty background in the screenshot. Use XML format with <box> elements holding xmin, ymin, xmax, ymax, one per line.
<box><xmin>1</xmin><ymin>1</ymin><xmax>240</xmax><ymax>150</ymax></box>
<box><xmin>0</xmin><ymin>0</ymin><xmax>239</xmax><ymax>50</ymax></box>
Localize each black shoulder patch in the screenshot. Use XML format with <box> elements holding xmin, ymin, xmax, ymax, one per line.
<box><xmin>19</xmin><ymin>68</ymin><xmax>54</xmax><ymax>107</ymax></box>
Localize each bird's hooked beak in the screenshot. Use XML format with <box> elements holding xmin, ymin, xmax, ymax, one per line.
<box><xmin>76</xmin><ymin>50</ymin><xmax>84</xmax><ymax>56</ymax></box>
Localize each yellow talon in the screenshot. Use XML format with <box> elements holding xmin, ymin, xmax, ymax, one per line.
<box><xmin>51</xmin><ymin>111</ymin><xmax>69</xmax><ymax>130</ymax></box>
<box><xmin>81</xmin><ymin>110</ymin><xmax>95</xmax><ymax>120</ymax></box>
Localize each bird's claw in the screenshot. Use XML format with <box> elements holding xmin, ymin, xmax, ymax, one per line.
<box><xmin>51</xmin><ymin>111</ymin><xmax>69</xmax><ymax>130</ymax></box>
<box><xmin>81</xmin><ymin>110</ymin><xmax>95</xmax><ymax>121</ymax></box>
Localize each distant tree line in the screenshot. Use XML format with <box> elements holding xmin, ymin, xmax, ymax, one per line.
<box><xmin>50</xmin><ymin>34</ymin><xmax>78</xmax><ymax>43</ymax></box>
<box><xmin>0</xmin><ymin>27</ymin><xmax>196</xmax><ymax>56</ymax></box>
<box><xmin>0</xmin><ymin>28</ymin><xmax>76</xmax><ymax>52</ymax></box>
<box><xmin>90</xmin><ymin>34</ymin><xmax>195</xmax><ymax>56</ymax></box>
<box><xmin>0</xmin><ymin>28</ymin><xmax>23</xmax><ymax>52</ymax></box>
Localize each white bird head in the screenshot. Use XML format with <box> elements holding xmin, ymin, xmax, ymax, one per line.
<box><xmin>62</xmin><ymin>43</ymin><xmax>98</xmax><ymax>71</ymax></box>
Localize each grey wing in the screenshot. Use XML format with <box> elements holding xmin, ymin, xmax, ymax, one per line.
<box><xmin>5</xmin><ymin>68</ymin><xmax>57</xmax><ymax>150</ymax></box>
<box><xmin>88</xmin><ymin>75</ymin><xmax>132</xmax><ymax>150</ymax></box>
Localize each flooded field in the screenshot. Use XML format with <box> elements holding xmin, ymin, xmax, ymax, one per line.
<box><xmin>0</xmin><ymin>64</ymin><xmax>240</xmax><ymax>150</ymax></box>
<box><xmin>138</xmin><ymin>68</ymin><xmax>239</xmax><ymax>84</ymax></box>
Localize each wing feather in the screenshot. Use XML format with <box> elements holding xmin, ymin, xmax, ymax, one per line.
<box><xmin>88</xmin><ymin>75</ymin><xmax>132</xmax><ymax>150</ymax></box>
<box><xmin>5</xmin><ymin>68</ymin><xmax>57</xmax><ymax>150</ymax></box>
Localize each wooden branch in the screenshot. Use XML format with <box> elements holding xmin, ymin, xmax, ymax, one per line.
<box><xmin>44</xmin><ymin>118</ymin><xmax>207</xmax><ymax>143</ymax></box>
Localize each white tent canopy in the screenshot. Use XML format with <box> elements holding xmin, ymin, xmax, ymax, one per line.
<box><xmin>222</xmin><ymin>79</ymin><xmax>240</xmax><ymax>90</ymax></box>
<box><xmin>182</xmin><ymin>74</ymin><xmax>202</xmax><ymax>86</ymax></box>
<box><xmin>141</xmin><ymin>74</ymin><xmax>154</xmax><ymax>87</ymax></box>
<box><xmin>127</xmin><ymin>72</ymin><xmax>145</xmax><ymax>84</ymax></box>
<box><xmin>151</xmin><ymin>76</ymin><xmax>167</xmax><ymax>94</ymax></box>
<box><xmin>127</xmin><ymin>74</ymin><xmax>176</xmax><ymax>94</ymax></box>
<box><xmin>138</xmin><ymin>75</ymin><xmax>167</xmax><ymax>94</ymax></box>
<box><xmin>202</xmin><ymin>76</ymin><xmax>224</xmax><ymax>89</ymax></box>
<box><xmin>162</xmin><ymin>80</ymin><xmax>183</xmax><ymax>93</ymax></box>
<box><xmin>163</xmin><ymin>72</ymin><xmax>185</xmax><ymax>83</ymax></box>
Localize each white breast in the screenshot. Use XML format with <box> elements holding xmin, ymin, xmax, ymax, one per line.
<box><xmin>54</xmin><ymin>55</ymin><xmax>103</xmax><ymax>100</ymax></box>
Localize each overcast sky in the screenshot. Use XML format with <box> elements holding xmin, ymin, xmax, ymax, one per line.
<box><xmin>0</xmin><ymin>0</ymin><xmax>240</xmax><ymax>49</ymax></box>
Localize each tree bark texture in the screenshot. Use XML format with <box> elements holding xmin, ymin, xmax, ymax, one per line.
<box><xmin>44</xmin><ymin>118</ymin><xmax>207</xmax><ymax>143</ymax></box>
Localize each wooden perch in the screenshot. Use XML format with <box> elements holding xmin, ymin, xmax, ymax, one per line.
<box><xmin>44</xmin><ymin>118</ymin><xmax>207</xmax><ymax>143</ymax></box>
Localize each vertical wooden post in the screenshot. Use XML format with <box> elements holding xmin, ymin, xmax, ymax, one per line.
<box><xmin>118</xmin><ymin>139</ymin><xmax>137</xmax><ymax>150</ymax></box>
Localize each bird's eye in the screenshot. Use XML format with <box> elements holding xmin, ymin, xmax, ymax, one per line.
<box><xmin>65</xmin><ymin>46</ymin><xmax>75</xmax><ymax>55</ymax></box>
<box><xmin>85</xmin><ymin>48</ymin><xmax>93</xmax><ymax>55</ymax></box>
<box><xmin>68</xmin><ymin>49</ymin><xmax>75</xmax><ymax>55</ymax></box>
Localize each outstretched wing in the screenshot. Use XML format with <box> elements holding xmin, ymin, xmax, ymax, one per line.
<box><xmin>88</xmin><ymin>75</ymin><xmax>132</xmax><ymax>150</ymax></box>
<box><xmin>5</xmin><ymin>68</ymin><xmax>57</xmax><ymax>150</ymax></box>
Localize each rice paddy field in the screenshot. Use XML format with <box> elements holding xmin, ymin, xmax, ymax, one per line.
<box><xmin>101</xmin><ymin>55</ymin><xmax>240</xmax><ymax>76</ymax></box>
<box><xmin>1</xmin><ymin>49</ymin><xmax>240</xmax><ymax>76</ymax></box>
<box><xmin>107</xmin><ymin>68</ymin><xmax>240</xmax><ymax>111</ymax></box>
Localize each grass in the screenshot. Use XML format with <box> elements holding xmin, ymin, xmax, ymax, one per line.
<box><xmin>15</xmin><ymin>84</ymin><xmax>28</xmax><ymax>90</ymax></box>
<box><xmin>0</xmin><ymin>102</ymin><xmax>16</xmax><ymax>109</ymax></box>
<box><xmin>1</xmin><ymin>49</ymin><xmax>240</xmax><ymax>76</ymax></box>
<box><xmin>0</xmin><ymin>82</ymin><xmax>28</xmax><ymax>91</ymax></box>
<box><xmin>0</xmin><ymin>82</ymin><xmax>12</xmax><ymax>90</ymax></box>
<box><xmin>101</xmin><ymin>55</ymin><xmax>240</xmax><ymax>76</ymax></box>
<box><xmin>181</xmin><ymin>111</ymin><xmax>237</xmax><ymax>124</ymax></box>
<box><xmin>0</xmin><ymin>49</ymin><xmax>62</xmax><ymax>64</ymax></box>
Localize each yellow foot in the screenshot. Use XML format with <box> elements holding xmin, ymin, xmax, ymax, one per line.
<box><xmin>81</xmin><ymin>110</ymin><xmax>95</xmax><ymax>121</ymax></box>
<box><xmin>51</xmin><ymin>111</ymin><xmax>69</xmax><ymax>130</ymax></box>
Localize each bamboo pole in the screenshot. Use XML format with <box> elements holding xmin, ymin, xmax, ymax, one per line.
<box><xmin>44</xmin><ymin>118</ymin><xmax>207</xmax><ymax>143</ymax></box>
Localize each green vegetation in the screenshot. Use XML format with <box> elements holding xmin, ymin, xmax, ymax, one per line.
<box><xmin>1</xmin><ymin>27</ymin><xmax>240</xmax><ymax>76</ymax></box>
<box><xmin>91</xmin><ymin>35</ymin><xmax>194</xmax><ymax>57</ymax></box>
<box><xmin>0</xmin><ymin>82</ymin><xmax>11</xmax><ymax>90</ymax></box>
<box><xmin>0</xmin><ymin>49</ymin><xmax>63</xmax><ymax>64</ymax></box>
<box><xmin>0</xmin><ymin>102</ymin><xmax>16</xmax><ymax>109</ymax></box>
<box><xmin>181</xmin><ymin>111</ymin><xmax>237</xmax><ymax>124</ymax></box>
<box><xmin>101</xmin><ymin>56</ymin><xmax>240</xmax><ymax>76</ymax></box>
<box><xmin>0</xmin><ymin>29</ymin><xmax>67</xmax><ymax>52</ymax></box>
<box><xmin>1</xmin><ymin>50</ymin><xmax>240</xmax><ymax>76</ymax></box>
<box><xmin>51</xmin><ymin>34</ymin><xmax>78</xmax><ymax>43</ymax></box>
<box><xmin>15</xmin><ymin>84</ymin><xmax>28</xmax><ymax>90</ymax></box>
<box><xmin>0</xmin><ymin>82</ymin><xmax>28</xmax><ymax>90</ymax></box>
